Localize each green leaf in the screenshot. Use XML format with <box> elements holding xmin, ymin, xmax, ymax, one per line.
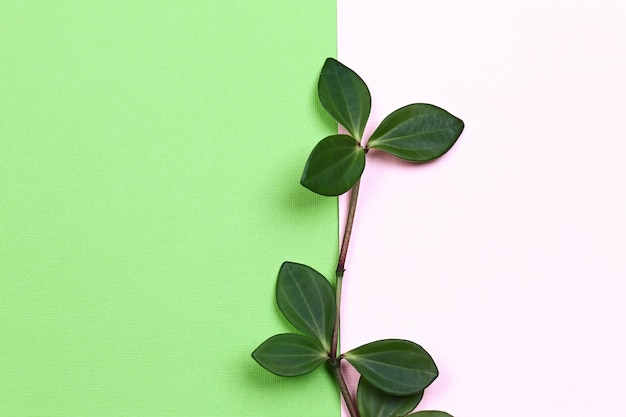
<box><xmin>343</xmin><ymin>339</ymin><xmax>439</xmax><ymax>396</ymax></box>
<box><xmin>367</xmin><ymin>104</ymin><xmax>464</xmax><ymax>161</ymax></box>
<box><xmin>276</xmin><ymin>262</ymin><xmax>336</xmax><ymax>350</ymax></box>
<box><xmin>406</xmin><ymin>411</ymin><xmax>453</xmax><ymax>417</ymax></box>
<box><xmin>251</xmin><ymin>333</ymin><xmax>327</xmax><ymax>377</ymax></box>
<box><xmin>357</xmin><ymin>376</ymin><xmax>424</xmax><ymax>417</ymax></box>
<box><xmin>300</xmin><ymin>134</ymin><xmax>365</xmax><ymax>196</ymax></box>
<box><xmin>318</xmin><ymin>57</ymin><xmax>371</xmax><ymax>140</ymax></box>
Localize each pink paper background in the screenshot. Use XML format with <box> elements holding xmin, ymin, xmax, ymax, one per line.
<box><xmin>338</xmin><ymin>1</ymin><xmax>626</xmax><ymax>415</ymax></box>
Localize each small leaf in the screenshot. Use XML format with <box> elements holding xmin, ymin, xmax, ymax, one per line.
<box><xmin>343</xmin><ymin>339</ymin><xmax>438</xmax><ymax>396</ymax></box>
<box><xmin>367</xmin><ymin>104</ymin><xmax>464</xmax><ymax>161</ymax></box>
<box><xmin>357</xmin><ymin>376</ymin><xmax>424</xmax><ymax>417</ymax></box>
<box><xmin>276</xmin><ymin>262</ymin><xmax>336</xmax><ymax>350</ymax></box>
<box><xmin>300</xmin><ymin>135</ymin><xmax>365</xmax><ymax>196</ymax></box>
<box><xmin>318</xmin><ymin>58</ymin><xmax>371</xmax><ymax>140</ymax></box>
<box><xmin>406</xmin><ymin>411</ymin><xmax>453</xmax><ymax>417</ymax></box>
<box><xmin>252</xmin><ymin>333</ymin><xmax>327</xmax><ymax>377</ymax></box>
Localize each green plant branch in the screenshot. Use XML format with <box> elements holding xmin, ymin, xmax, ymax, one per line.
<box><xmin>337</xmin><ymin>178</ymin><xmax>361</xmax><ymax>275</ymax></box>
<box><xmin>331</xmin><ymin>178</ymin><xmax>361</xmax><ymax>358</ymax></box>
<box><xmin>252</xmin><ymin>58</ymin><xmax>464</xmax><ymax>417</ymax></box>
<box><xmin>329</xmin><ymin>178</ymin><xmax>362</xmax><ymax>417</ymax></box>
<box><xmin>330</xmin><ymin>269</ymin><xmax>344</xmax><ymax>360</ymax></box>
<box><xmin>328</xmin><ymin>357</ymin><xmax>360</xmax><ymax>417</ymax></box>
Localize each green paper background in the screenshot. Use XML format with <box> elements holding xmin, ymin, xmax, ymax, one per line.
<box><xmin>1</xmin><ymin>1</ymin><xmax>338</xmax><ymax>416</ymax></box>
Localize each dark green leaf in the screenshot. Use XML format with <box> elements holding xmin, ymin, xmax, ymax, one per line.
<box><xmin>300</xmin><ymin>134</ymin><xmax>365</xmax><ymax>196</ymax></box>
<box><xmin>343</xmin><ymin>339</ymin><xmax>438</xmax><ymax>396</ymax></box>
<box><xmin>276</xmin><ymin>262</ymin><xmax>336</xmax><ymax>350</ymax></box>
<box><xmin>367</xmin><ymin>104</ymin><xmax>464</xmax><ymax>161</ymax></box>
<box><xmin>318</xmin><ymin>58</ymin><xmax>371</xmax><ymax>140</ymax></box>
<box><xmin>252</xmin><ymin>333</ymin><xmax>327</xmax><ymax>377</ymax></box>
<box><xmin>357</xmin><ymin>376</ymin><xmax>424</xmax><ymax>417</ymax></box>
<box><xmin>406</xmin><ymin>411</ymin><xmax>453</xmax><ymax>417</ymax></box>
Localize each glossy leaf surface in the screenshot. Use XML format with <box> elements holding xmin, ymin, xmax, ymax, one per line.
<box><xmin>252</xmin><ymin>333</ymin><xmax>327</xmax><ymax>377</ymax></box>
<box><xmin>300</xmin><ymin>135</ymin><xmax>365</xmax><ymax>196</ymax></box>
<box><xmin>318</xmin><ymin>58</ymin><xmax>371</xmax><ymax>140</ymax></box>
<box><xmin>367</xmin><ymin>104</ymin><xmax>464</xmax><ymax>161</ymax></box>
<box><xmin>406</xmin><ymin>411</ymin><xmax>453</xmax><ymax>417</ymax></box>
<box><xmin>357</xmin><ymin>376</ymin><xmax>424</xmax><ymax>417</ymax></box>
<box><xmin>276</xmin><ymin>262</ymin><xmax>336</xmax><ymax>350</ymax></box>
<box><xmin>344</xmin><ymin>339</ymin><xmax>438</xmax><ymax>396</ymax></box>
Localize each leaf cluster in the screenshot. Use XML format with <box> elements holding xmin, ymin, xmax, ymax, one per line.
<box><xmin>252</xmin><ymin>59</ymin><xmax>464</xmax><ymax>417</ymax></box>
<box><xmin>252</xmin><ymin>262</ymin><xmax>442</xmax><ymax>416</ymax></box>
<box><xmin>302</xmin><ymin>58</ymin><xmax>464</xmax><ymax>196</ymax></box>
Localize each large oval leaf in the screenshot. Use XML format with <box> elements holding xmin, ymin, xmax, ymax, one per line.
<box><xmin>343</xmin><ymin>339</ymin><xmax>438</xmax><ymax>396</ymax></box>
<box><xmin>406</xmin><ymin>411</ymin><xmax>453</xmax><ymax>417</ymax></box>
<box><xmin>318</xmin><ymin>58</ymin><xmax>371</xmax><ymax>140</ymax></box>
<box><xmin>357</xmin><ymin>376</ymin><xmax>424</xmax><ymax>417</ymax></box>
<box><xmin>367</xmin><ymin>103</ymin><xmax>464</xmax><ymax>161</ymax></box>
<box><xmin>276</xmin><ymin>262</ymin><xmax>336</xmax><ymax>350</ymax></box>
<box><xmin>252</xmin><ymin>333</ymin><xmax>327</xmax><ymax>377</ymax></box>
<box><xmin>300</xmin><ymin>134</ymin><xmax>365</xmax><ymax>196</ymax></box>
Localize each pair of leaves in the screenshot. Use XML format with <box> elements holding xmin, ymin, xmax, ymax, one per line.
<box><xmin>252</xmin><ymin>262</ymin><xmax>335</xmax><ymax>376</ymax></box>
<box><xmin>301</xmin><ymin>58</ymin><xmax>465</xmax><ymax>196</ymax></box>
<box><xmin>357</xmin><ymin>377</ymin><xmax>452</xmax><ymax>417</ymax></box>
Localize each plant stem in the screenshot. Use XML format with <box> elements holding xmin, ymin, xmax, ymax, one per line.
<box><xmin>337</xmin><ymin>178</ymin><xmax>361</xmax><ymax>274</ymax></box>
<box><xmin>330</xmin><ymin>270</ymin><xmax>343</xmax><ymax>359</ymax></box>
<box><xmin>328</xmin><ymin>358</ymin><xmax>360</xmax><ymax>417</ymax></box>
<box><xmin>330</xmin><ymin>178</ymin><xmax>361</xmax><ymax>358</ymax></box>
<box><xmin>329</xmin><ymin>179</ymin><xmax>362</xmax><ymax>417</ymax></box>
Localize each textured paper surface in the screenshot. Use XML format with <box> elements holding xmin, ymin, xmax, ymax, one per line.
<box><xmin>339</xmin><ymin>0</ymin><xmax>626</xmax><ymax>415</ymax></box>
<box><xmin>0</xmin><ymin>2</ymin><xmax>338</xmax><ymax>416</ymax></box>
